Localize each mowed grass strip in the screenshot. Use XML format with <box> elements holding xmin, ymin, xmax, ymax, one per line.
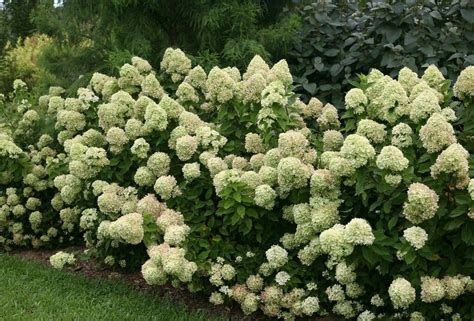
<box><xmin>0</xmin><ymin>254</ymin><xmax>224</xmax><ymax>321</ymax></box>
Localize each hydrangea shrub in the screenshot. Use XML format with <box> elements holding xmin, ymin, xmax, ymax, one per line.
<box><xmin>1</xmin><ymin>49</ymin><xmax>474</xmax><ymax>320</ymax></box>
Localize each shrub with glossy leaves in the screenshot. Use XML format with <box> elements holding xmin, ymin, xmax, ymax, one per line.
<box><xmin>289</xmin><ymin>1</ymin><xmax>474</xmax><ymax>107</ymax></box>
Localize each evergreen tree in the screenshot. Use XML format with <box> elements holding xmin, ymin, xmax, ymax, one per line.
<box><xmin>0</xmin><ymin>0</ymin><xmax>39</xmax><ymax>55</ymax></box>
<box><xmin>33</xmin><ymin>0</ymin><xmax>301</xmax><ymax>89</ymax></box>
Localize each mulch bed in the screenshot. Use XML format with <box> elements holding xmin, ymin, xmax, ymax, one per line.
<box><xmin>8</xmin><ymin>247</ymin><xmax>336</xmax><ymax>321</ymax></box>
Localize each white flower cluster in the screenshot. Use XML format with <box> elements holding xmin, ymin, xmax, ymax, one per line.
<box><xmin>139</xmin><ymin>199</ymin><xmax>195</xmax><ymax>285</ymax></box>
<box><xmin>468</xmin><ymin>179</ymin><xmax>474</xmax><ymax>201</ymax></box>
<box><xmin>420</xmin><ymin>274</ymin><xmax>473</xmax><ymax>303</ymax></box>
<box><xmin>419</xmin><ymin>113</ymin><xmax>456</xmax><ymax>153</ymax></box>
<box><xmin>431</xmin><ymin>143</ymin><xmax>470</xmax><ymax>189</ymax></box>
<box><xmin>68</xmin><ymin>143</ymin><xmax>110</xmax><ymax>180</ymax></box>
<box><xmin>388</xmin><ymin>277</ymin><xmax>416</xmax><ymax>309</ymax></box>
<box><xmin>156</xmin><ymin>208</ymin><xmax>189</xmax><ymax>246</ymax></box>
<box><xmin>356</xmin><ymin>119</ymin><xmax>386</xmax><ymax>144</ymax></box>
<box><xmin>54</xmin><ymin>174</ymin><xmax>82</xmax><ymax>205</ymax></box>
<box><xmin>403</xmin><ymin>226</ymin><xmax>428</xmax><ymax>250</ymax></box>
<box><xmin>50</xmin><ymin>251</ymin><xmax>76</xmax><ymax>270</ymax></box>
<box><xmin>105</xmin><ymin>212</ymin><xmax>144</xmax><ymax>245</ymax></box>
<box><xmin>160</xmin><ymin>48</ymin><xmax>191</xmax><ymax>83</ymax></box>
<box><xmin>254</xmin><ymin>184</ymin><xmax>277</xmax><ymax>210</ymax></box>
<box><xmin>453</xmin><ymin>66</ymin><xmax>474</xmax><ymax>100</ymax></box>
<box><xmin>319</xmin><ymin>218</ymin><xmax>374</xmax><ymax>259</ymax></box>
<box><xmin>96</xmin><ymin>183</ymin><xmax>138</xmax><ymax>219</ymax></box>
<box><xmin>345</xmin><ymin>88</ymin><xmax>367</xmax><ymax>114</ymax></box>
<box><xmin>136</xmin><ymin>194</ymin><xmax>164</xmax><ymax>218</ymax></box>
<box><xmin>403</xmin><ymin>183</ymin><xmax>439</xmax><ymax>224</ymax></box>
<box><xmin>143</xmin><ymin>242</ymin><xmax>197</xmax><ymax>285</ymax></box>
<box><xmin>154</xmin><ymin>176</ymin><xmax>181</xmax><ymax>200</ymax></box>
<box><xmin>206</xmin><ymin>67</ymin><xmax>236</xmax><ymax>104</ymax></box>
<box><xmin>376</xmin><ymin>146</ymin><xmax>409</xmax><ymax>172</ymax></box>
<box><xmin>209</xmin><ymin>260</ymin><xmax>236</xmax><ymax>286</ymax></box>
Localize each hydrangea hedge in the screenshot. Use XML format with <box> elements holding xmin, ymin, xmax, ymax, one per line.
<box><xmin>0</xmin><ymin>48</ymin><xmax>474</xmax><ymax>320</ymax></box>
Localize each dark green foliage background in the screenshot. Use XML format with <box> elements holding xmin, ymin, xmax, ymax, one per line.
<box><xmin>1</xmin><ymin>0</ymin><xmax>474</xmax><ymax>101</ymax></box>
<box><xmin>289</xmin><ymin>0</ymin><xmax>474</xmax><ymax>107</ymax></box>
<box><xmin>30</xmin><ymin>0</ymin><xmax>301</xmax><ymax>90</ymax></box>
<box><xmin>0</xmin><ymin>0</ymin><xmax>38</xmax><ymax>55</ymax></box>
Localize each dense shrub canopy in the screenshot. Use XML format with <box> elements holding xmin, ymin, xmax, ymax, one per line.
<box><xmin>289</xmin><ymin>0</ymin><xmax>474</xmax><ymax>106</ymax></box>
<box><xmin>2</xmin><ymin>0</ymin><xmax>474</xmax><ymax>102</ymax></box>
<box><xmin>0</xmin><ymin>2</ymin><xmax>473</xmax><ymax>321</ymax></box>
<box><xmin>1</xmin><ymin>47</ymin><xmax>473</xmax><ymax>320</ymax></box>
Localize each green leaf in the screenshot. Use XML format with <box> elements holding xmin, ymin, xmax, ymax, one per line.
<box><xmin>325</xmin><ymin>48</ymin><xmax>339</xmax><ymax>57</ymax></box>
<box><xmin>418</xmin><ymin>153</ymin><xmax>431</xmax><ymax>163</ymax></box>
<box><xmin>222</xmin><ymin>198</ymin><xmax>235</xmax><ymax>209</ymax></box>
<box><xmin>417</xmin><ymin>161</ymin><xmax>432</xmax><ymax>173</ymax></box>
<box><xmin>455</xmin><ymin>194</ymin><xmax>471</xmax><ymax>205</ymax></box>
<box><xmin>330</xmin><ymin>64</ymin><xmax>343</xmax><ymax>77</ymax></box>
<box><xmin>461</xmin><ymin>9</ymin><xmax>474</xmax><ymax>22</ymax></box>
<box><xmin>465</xmin><ymin>54</ymin><xmax>474</xmax><ymax>65</ymax></box>
<box><xmin>370</xmin><ymin>244</ymin><xmax>388</xmax><ymax>256</ymax></box>
<box><xmin>236</xmin><ymin>205</ymin><xmax>246</xmax><ymax>218</ymax></box>
<box><xmin>461</xmin><ymin>222</ymin><xmax>474</xmax><ymax>245</ymax></box>
<box><xmin>303</xmin><ymin>83</ymin><xmax>317</xmax><ymax>95</ymax></box>
<box><xmin>430</xmin><ymin>10</ymin><xmax>442</xmax><ymax>20</ymax></box>
<box><xmin>197</xmin><ymin>250</ymin><xmax>210</xmax><ymax>261</ymax></box>
<box><xmin>444</xmin><ymin>217</ymin><xmax>465</xmax><ymax>231</ymax></box>
<box><xmin>386</xmin><ymin>28</ymin><xmax>402</xmax><ymax>43</ymax></box>
<box><xmin>242</xmin><ymin>219</ymin><xmax>252</xmax><ymax>235</ymax></box>
<box><xmin>230</xmin><ymin>214</ymin><xmax>240</xmax><ymax>225</ymax></box>
<box><xmin>232</xmin><ymin>192</ymin><xmax>242</xmax><ymax>202</ymax></box>
<box><xmin>198</xmin><ymin>239</ymin><xmax>209</xmax><ymax>249</ymax></box>
<box><xmin>383</xmin><ymin>201</ymin><xmax>392</xmax><ymax>214</ymax></box>
<box><xmin>418</xmin><ymin>244</ymin><xmax>440</xmax><ymax>261</ymax></box>
<box><xmin>246</xmin><ymin>208</ymin><xmax>258</xmax><ymax>218</ymax></box>
<box><xmin>449</xmin><ymin>207</ymin><xmax>468</xmax><ymax>218</ymax></box>
<box><xmin>361</xmin><ymin>247</ymin><xmax>377</xmax><ymax>266</ymax></box>
<box><xmin>404</xmin><ymin>250</ymin><xmax>416</xmax><ymax>264</ymax></box>
<box><xmin>388</xmin><ymin>216</ymin><xmax>398</xmax><ymax>230</ymax></box>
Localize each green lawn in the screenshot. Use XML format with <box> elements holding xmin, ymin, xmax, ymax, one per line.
<box><xmin>0</xmin><ymin>254</ymin><xmax>224</xmax><ymax>321</ymax></box>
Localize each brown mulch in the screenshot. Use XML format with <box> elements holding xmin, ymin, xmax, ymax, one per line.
<box><xmin>9</xmin><ymin>247</ymin><xmax>336</xmax><ymax>321</ymax></box>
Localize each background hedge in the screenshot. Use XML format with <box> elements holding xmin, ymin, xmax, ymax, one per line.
<box><xmin>289</xmin><ymin>0</ymin><xmax>474</xmax><ymax>107</ymax></box>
